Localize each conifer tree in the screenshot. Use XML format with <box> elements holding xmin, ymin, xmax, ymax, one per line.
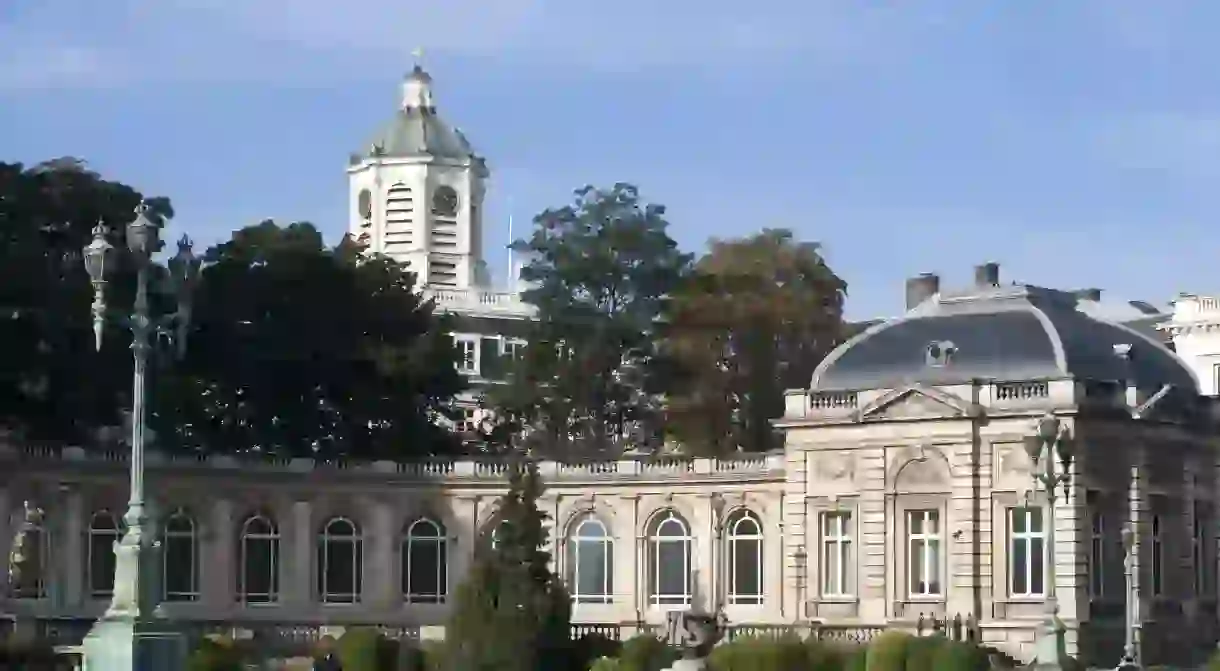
<box><xmin>443</xmin><ymin>462</ymin><xmax>571</xmax><ymax>671</ymax></box>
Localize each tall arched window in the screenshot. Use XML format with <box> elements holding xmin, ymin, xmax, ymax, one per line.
<box><xmin>238</xmin><ymin>515</ymin><xmax>279</xmax><ymax>604</ymax></box>
<box><xmin>163</xmin><ymin>510</ymin><xmax>199</xmax><ymax>602</ymax></box>
<box><xmin>567</xmin><ymin>515</ymin><xmax>613</xmax><ymax>604</ymax></box>
<box><xmin>402</xmin><ymin>518</ymin><xmax>447</xmax><ymax>604</ymax></box>
<box><xmin>648</xmin><ymin>511</ymin><xmax>692</xmax><ymax>606</ymax></box>
<box><xmin>726</xmin><ymin>511</ymin><xmax>764</xmax><ymax>605</ymax></box>
<box><xmin>88</xmin><ymin>511</ymin><xmax>121</xmax><ymax>599</ymax></box>
<box><xmin>318</xmin><ymin>517</ymin><xmax>362</xmax><ymax>604</ymax></box>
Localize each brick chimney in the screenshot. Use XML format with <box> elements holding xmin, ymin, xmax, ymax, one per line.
<box><xmin>905</xmin><ymin>273</ymin><xmax>940</xmax><ymax>310</ymax></box>
<box><xmin>974</xmin><ymin>262</ymin><xmax>1000</xmax><ymax>287</ymax></box>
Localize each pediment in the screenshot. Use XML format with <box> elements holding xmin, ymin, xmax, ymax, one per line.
<box><xmin>856</xmin><ymin>385</ymin><xmax>980</xmax><ymax>422</ymax></box>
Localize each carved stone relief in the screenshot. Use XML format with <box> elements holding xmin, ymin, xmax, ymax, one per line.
<box><xmin>868</xmin><ymin>390</ymin><xmax>960</xmax><ymax>420</ymax></box>
<box><xmin>812</xmin><ymin>452</ymin><xmax>856</xmax><ymax>483</ymax></box>
<box><xmin>890</xmin><ymin>446</ymin><xmax>949</xmax><ymax>489</ymax></box>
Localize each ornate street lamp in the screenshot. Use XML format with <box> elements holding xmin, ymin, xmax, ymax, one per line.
<box><xmin>1022</xmin><ymin>412</ymin><xmax>1074</xmax><ymax>670</ymax></box>
<box><xmin>79</xmin><ymin>202</ymin><xmax>200</xmax><ymax>670</ymax></box>
<box><xmin>1115</xmin><ymin>527</ymin><xmax>1140</xmax><ymax>670</ymax></box>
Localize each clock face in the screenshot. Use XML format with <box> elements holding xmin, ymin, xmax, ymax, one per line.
<box><xmin>431</xmin><ymin>186</ymin><xmax>459</xmax><ymax>218</ymax></box>
<box><xmin>357</xmin><ymin>189</ymin><xmax>372</xmax><ymax>219</ymax></box>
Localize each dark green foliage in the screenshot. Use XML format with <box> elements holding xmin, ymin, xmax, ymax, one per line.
<box><xmin>0</xmin><ymin>159</ymin><xmax>171</xmax><ymax>445</ymax></box>
<box><xmin>489</xmin><ymin>183</ymin><xmax>691</xmax><ymax>456</ymax></box>
<box><xmin>710</xmin><ymin>635</ymin><xmax>809</xmax><ymax>671</ymax></box>
<box><xmin>617</xmin><ymin>634</ymin><xmax>678</xmax><ymax>671</ymax></box>
<box><xmin>864</xmin><ymin>631</ymin><xmax>910</xmax><ymax>671</ymax></box>
<box><xmin>928</xmin><ymin>639</ymin><xmax>989</xmax><ymax>671</ymax></box>
<box><xmin>806</xmin><ymin>640</ymin><xmax>860</xmax><ymax>671</ymax></box>
<box><xmin>185</xmin><ymin>636</ymin><xmax>244</xmax><ymax>671</ymax></box>
<box><xmin>902</xmin><ymin>635</ymin><xmax>944</xmax><ymax>671</ymax></box>
<box><xmin>442</xmin><ymin>462</ymin><xmax>571</xmax><ymax>671</ymax></box>
<box><xmin>397</xmin><ymin>640</ymin><xmax>429</xmax><ymax>671</ymax></box>
<box><xmin>335</xmin><ymin>627</ymin><xmax>398</xmax><ymax>671</ymax></box>
<box><xmin>155</xmin><ymin>221</ymin><xmax>465</xmax><ymax>459</ymax></box>
<box><xmin>844</xmin><ymin>644</ymin><xmax>868</xmax><ymax>671</ymax></box>
<box><xmin>571</xmin><ymin>633</ymin><xmax>623</xmax><ymax>671</ymax></box>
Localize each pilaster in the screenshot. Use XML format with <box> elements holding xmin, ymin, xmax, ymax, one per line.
<box><xmin>203</xmin><ymin>499</ymin><xmax>233</xmax><ymax>610</ymax></box>
<box><xmin>858</xmin><ymin>447</ymin><xmax>887</xmax><ymax>622</ymax></box>
<box><xmin>287</xmin><ymin>500</ymin><xmax>313</xmax><ymax>606</ymax></box>
<box><xmin>62</xmin><ymin>487</ymin><xmax>84</xmax><ymax>608</ymax></box>
<box><xmin>365</xmin><ymin>497</ymin><xmax>395</xmax><ymax>609</ymax></box>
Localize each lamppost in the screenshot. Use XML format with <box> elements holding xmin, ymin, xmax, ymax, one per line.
<box><xmin>78</xmin><ymin>202</ymin><xmax>201</xmax><ymax>671</ymax></box>
<box><xmin>1022</xmin><ymin>412</ymin><xmax>1074</xmax><ymax>671</ymax></box>
<box><xmin>1115</xmin><ymin>526</ymin><xmax>1139</xmax><ymax>670</ymax></box>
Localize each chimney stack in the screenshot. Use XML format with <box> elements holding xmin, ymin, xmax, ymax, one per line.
<box><xmin>1073</xmin><ymin>288</ymin><xmax>1102</xmax><ymax>302</ymax></box>
<box><xmin>974</xmin><ymin>262</ymin><xmax>1000</xmax><ymax>287</ymax></box>
<box><xmin>905</xmin><ymin>273</ymin><xmax>940</xmax><ymax>310</ymax></box>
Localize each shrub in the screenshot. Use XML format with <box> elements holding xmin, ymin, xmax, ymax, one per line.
<box><xmin>186</xmin><ymin>636</ymin><xmax>243</xmax><ymax>671</ymax></box>
<box><xmin>844</xmin><ymin>644</ymin><xmax>868</xmax><ymax>671</ymax></box>
<box><xmin>903</xmin><ymin>635</ymin><xmax>945</xmax><ymax>671</ymax></box>
<box><xmin>336</xmin><ymin>627</ymin><xmax>398</xmax><ymax>671</ymax></box>
<box><xmin>865</xmin><ymin>631</ymin><xmax>911</xmax><ymax>671</ymax></box>
<box><xmin>929</xmin><ymin>640</ymin><xmax>989</xmax><ymax>671</ymax></box>
<box><xmin>807</xmin><ymin>639</ymin><xmax>859</xmax><ymax>671</ymax></box>
<box><xmin>618</xmin><ymin>634</ymin><xmax>678</xmax><ymax>671</ymax></box>
<box><xmin>590</xmin><ymin>655</ymin><xmax>623</xmax><ymax>671</ymax></box>
<box><xmin>397</xmin><ymin>640</ymin><xmax>428</xmax><ymax>671</ymax></box>
<box><xmin>572</xmin><ymin>633</ymin><xmax>623</xmax><ymax>671</ymax></box>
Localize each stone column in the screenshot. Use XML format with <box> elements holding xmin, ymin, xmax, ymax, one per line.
<box><xmin>1128</xmin><ymin>450</ymin><xmax>1147</xmax><ymax>663</ymax></box>
<box><xmin>694</xmin><ymin>494</ymin><xmax>714</xmax><ymax>611</ymax></box>
<box><xmin>365</xmin><ymin>497</ymin><xmax>395</xmax><ymax>610</ymax></box>
<box><xmin>858</xmin><ymin>447</ymin><xmax>888</xmax><ymax>622</ymax></box>
<box><xmin>287</xmin><ymin>500</ymin><xmax>313</xmax><ymax>606</ymax></box>
<box><xmin>61</xmin><ymin>487</ymin><xmax>84</xmax><ymax>608</ymax></box>
<box><xmin>203</xmin><ymin>498</ymin><xmax>234</xmax><ymax>610</ymax></box>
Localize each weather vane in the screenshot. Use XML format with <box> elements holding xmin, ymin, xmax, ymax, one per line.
<box><xmin>411</xmin><ymin>47</ymin><xmax>425</xmax><ymax>67</ymax></box>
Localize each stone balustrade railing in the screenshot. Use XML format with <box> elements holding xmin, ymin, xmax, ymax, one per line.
<box><xmin>0</xmin><ymin>443</ymin><xmax>785</xmax><ymax>482</ymax></box>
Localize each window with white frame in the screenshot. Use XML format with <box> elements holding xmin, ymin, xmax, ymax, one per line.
<box><xmin>502</xmin><ymin>338</ymin><xmax>525</xmax><ymax>360</ymax></box>
<box><xmin>1195</xmin><ymin>502</ymin><xmax>1214</xmax><ymax>596</ymax></box>
<box><xmin>1089</xmin><ymin>505</ymin><xmax>1105</xmax><ymax>598</ymax></box>
<box><xmin>238</xmin><ymin>514</ymin><xmax>279</xmax><ymax>604</ymax></box>
<box><xmin>1213</xmin><ymin>363</ymin><xmax>1220</xmax><ymax>395</ymax></box>
<box><xmin>820</xmin><ymin>511</ymin><xmax>853</xmax><ymax>597</ymax></box>
<box><xmin>163</xmin><ymin>510</ymin><xmax>199</xmax><ymax>602</ymax></box>
<box><xmin>727</xmin><ymin>511</ymin><xmax>764</xmax><ymax>605</ymax></box>
<box><xmin>402</xmin><ymin>518</ymin><xmax>447</xmax><ymax>604</ymax></box>
<box><xmin>88</xmin><ymin>511</ymin><xmax>121</xmax><ymax>599</ymax></box>
<box><xmin>317</xmin><ymin>517</ymin><xmax>363</xmax><ymax>604</ymax></box>
<box><xmin>453</xmin><ymin>336</ymin><xmax>477</xmax><ymax>374</ymax></box>
<box><xmin>907</xmin><ymin>509</ymin><xmax>941</xmax><ymax>597</ymax></box>
<box><xmin>1009</xmin><ymin>507</ymin><xmax>1045</xmax><ymax>597</ymax></box>
<box><xmin>567</xmin><ymin>515</ymin><xmax>614</xmax><ymax>604</ymax></box>
<box><xmin>647</xmin><ymin>511</ymin><xmax>692</xmax><ymax>606</ymax></box>
<box><xmin>1151</xmin><ymin>514</ymin><xmax>1164</xmax><ymax>596</ymax></box>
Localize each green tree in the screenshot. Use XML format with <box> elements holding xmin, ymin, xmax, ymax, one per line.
<box><xmin>489</xmin><ymin>183</ymin><xmax>691</xmax><ymax>457</ymax></box>
<box><xmin>661</xmin><ymin>229</ymin><xmax>846</xmax><ymax>454</ymax></box>
<box><xmin>0</xmin><ymin>159</ymin><xmax>173</xmax><ymax>445</ymax></box>
<box><xmin>443</xmin><ymin>461</ymin><xmax>571</xmax><ymax>671</ymax></box>
<box><xmin>153</xmin><ymin>220</ymin><xmax>466</xmax><ymax>459</ymax></box>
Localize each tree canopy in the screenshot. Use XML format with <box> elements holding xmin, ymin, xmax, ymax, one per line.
<box><xmin>661</xmin><ymin>228</ymin><xmax>847</xmax><ymax>454</ymax></box>
<box><xmin>0</xmin><ymin>159</ymin><xmax>171</xmax><ymax>445</ymax></box>
<box><xmin>1</xmin><ymin>159</ymin><xmax>465</xmax><ymax>459</ymax></box>
<box><xmin>443</xmin><ymin>462</ymin><xmax>571</xmax><ymax>671</ymax></box>
<box><xmin>487</xmin><ymin>184</ymin><xmax>691</xmax><ymax>458</ymax></box>
<box><xmin>154</xmin><ymin>220</ymin><xmax>466</xmax><ymax>459</ymax></box>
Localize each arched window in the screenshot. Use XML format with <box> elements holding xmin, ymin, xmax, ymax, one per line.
<box><xmin>88</xmin><ymin>511</ymin><xmax>121</xmax><ymax>599</ymax></box>
<box><xmin>402</xmin><ymin>518</ymin><xmax>447</xmax><ymax>604</ymax></box>
<box><xmin>318</xmin><ymin>517</ymin><xmax>363</xmax><ymax>604</ymax></box>
<box><xmin>647</xmin><ymin>511</ymin><xmax>692</xmax><ymax>607</ymax></box>
<box><xmin>567</xmin><ymin>515</ymin><xmax>613</xmax><ymax>604</ymax></box>
<box><xmin>163</xmin><ymin>510</ymin><xmax>199</xmax><ymax>602</ymax></box>
<box><xmin>238</xmin><ymin>515</ymin><xmax>279</xmax><ymax>604</ymax></box>
<box><xmin>726</xmin><ymin>511</ymin><xmax>764</xmax><ymax>605</ymax></box>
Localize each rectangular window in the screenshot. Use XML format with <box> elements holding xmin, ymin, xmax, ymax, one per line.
<box><xmin>1213</xmin><ymin>363</ymin><xmax>1220</xmax><ymax>395</ymax></box>
<box><xmin>1089</xmin><ymin>505</ymin><xmax>1105</xmax><ymax>598</ymax></box>
<box><xmin>820</xmin><ymin>511</ymin><xmax>853</xmax><ymax>597</ymax></box>
<box><xmin>907</xmin><ymin>510</ymin><xmax>941</xmax><ymax>597</ymax></box>
<box><xmin>1151</xmin><ymin>514</ymin><xmax>1164</xmax><ymax>596</ymax></box>
<box><xmin>452</xmin><ymin>336</ymin><xmax>477</xmax><ymax>374</ymax></box>
<box><xmin>1009</xmin><ymin>507</ymin><xmax>1046</xmax><ymax>597</ymax></box>
<box><xmin>502</xmin><ymin>338</ymin><xmax>525</xmax><ymax>360</ymax></box>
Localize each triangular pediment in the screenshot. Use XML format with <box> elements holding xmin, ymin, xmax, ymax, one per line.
<box><xmin>856</xmin><ymin>384</ymin><xmax>980</xmax><ymax>422</ymax></box>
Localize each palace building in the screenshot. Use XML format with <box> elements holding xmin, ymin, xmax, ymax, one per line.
<box><xmin>2</xmin><ymin>67</ymin><xmax>1219</xmax><ymax>669</ymax></box>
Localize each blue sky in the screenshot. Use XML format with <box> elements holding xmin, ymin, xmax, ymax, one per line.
<box><xmin>2</xmin><ymin>2</ymin><xmax>1219</xmax><ymax>319</ymax></box>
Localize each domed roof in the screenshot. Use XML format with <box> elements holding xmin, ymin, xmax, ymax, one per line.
<box><xmin>357</xmin><ymin>66</ymin><xmax>480</xmax><ymax>162</ymax></box>
<box><xmin>811</xmin><ymin>281</ymin><xmax>1197</xmax><ymax>393</ymax></box>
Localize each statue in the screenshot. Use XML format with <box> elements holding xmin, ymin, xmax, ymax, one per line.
<box><xmin>663</xmin><ymin>610</ymin><xmax>727</xmax><ymax>671</ymax></box>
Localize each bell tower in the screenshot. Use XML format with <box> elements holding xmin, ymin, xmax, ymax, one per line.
<box><xmin>347</xmin><ymin>62</ymin><xmax>488</xmax><ymax>289</ymax></box>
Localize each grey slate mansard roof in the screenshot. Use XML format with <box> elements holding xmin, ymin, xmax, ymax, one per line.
<box><xmin>811</xmin><ymin>284</ymin><xmax>1198</xmax><ymax>393</ymax></box>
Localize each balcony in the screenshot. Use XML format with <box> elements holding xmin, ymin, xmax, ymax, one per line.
<box><xmin>424</xmin><ymin>287</ymin><xmax>537</xmax><ymax>320</ymax></box>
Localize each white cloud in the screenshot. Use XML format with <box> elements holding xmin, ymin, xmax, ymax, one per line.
<box><xmin>0</xmin><ymin>0</ymin><xmax>955</xmax><ymax>88</ymax></box>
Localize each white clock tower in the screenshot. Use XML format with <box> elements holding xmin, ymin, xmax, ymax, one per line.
<box><xmin>347</xmin><ymin>64</ymin><xmax>489</xmax><ymax>289</ymax></box>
